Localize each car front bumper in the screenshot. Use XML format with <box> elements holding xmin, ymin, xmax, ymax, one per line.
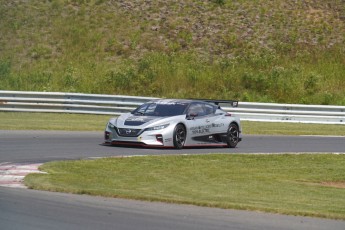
<box><xmin>104</xmin><ymin>125</ymin><xmax>175</xmax><ymax>147</ymax></box>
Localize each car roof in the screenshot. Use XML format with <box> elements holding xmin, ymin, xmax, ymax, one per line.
<box><xmin>147</xmin><ymin>99</ymin><xmax>220</xmax><ymax>105</ymax></box>
<box><xmin>148</xmin><ymin>99</ymin><xmax>192</xmax><ymax>104</ymax></box>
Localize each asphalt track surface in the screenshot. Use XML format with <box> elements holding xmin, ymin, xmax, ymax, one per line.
<box><xmin>1</xmin><ymin>130</ymin><xmax>345</xmax><ymax>230</ymax></box>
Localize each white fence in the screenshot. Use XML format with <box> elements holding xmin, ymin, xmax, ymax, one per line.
<box><xmin>0</xmin><ymin>90</ymin><xmax>344</xmax><ymax>125</ymax></box>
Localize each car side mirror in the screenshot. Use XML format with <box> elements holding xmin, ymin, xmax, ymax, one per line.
<box><xmin>186</xmin><ymin>113</ymin><xmax>198</xmax><ymax>120</ymax></box>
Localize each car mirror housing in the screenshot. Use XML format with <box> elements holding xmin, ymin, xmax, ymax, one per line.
<box><xmin>186</xmin><ymin>113</ymin><xmax>198</xmax><ymax>120</ymax></box>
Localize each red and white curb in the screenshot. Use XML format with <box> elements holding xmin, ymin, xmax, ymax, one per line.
<box><xmin>0</xmin><ymin>163</ymin><xmax>43</xmax><ymax>188</ymax></box>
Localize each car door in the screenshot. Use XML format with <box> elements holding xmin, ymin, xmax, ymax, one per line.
<box><xmin>184</xmin><ymin>102</ymin><xmax>213</xmax><ymax>145</ymax></box>
<box><xmin>203</xmin><ymin>103</ymin><xmax>227</xmax><ymax>134</ymax></box>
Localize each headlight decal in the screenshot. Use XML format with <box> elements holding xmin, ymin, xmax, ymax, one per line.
<box><xmin>145</xmin><ymin>124</ymin><xmax>170</xmax><ymax>131</ymax></box>
<box><xmin>108</xmin><ymin>122</ymin><xmax>116</xmax><ymax>129</ymax></box>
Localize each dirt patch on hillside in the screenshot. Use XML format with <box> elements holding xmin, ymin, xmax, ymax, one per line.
<box><xmin>320</xmin><ymin>181</ymin><xmax>345</xmax><ymax>189</ymax></box>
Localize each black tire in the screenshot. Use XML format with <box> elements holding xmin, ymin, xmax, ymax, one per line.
<box><xmin>173</xmin><ymin>124</ymin><xmax>186</xmax><ymax>149</ymax></box>
<box><xmin>227</xmin><ymin>123</ymin><xmax>239</xmax><ymax>148</ymax></box>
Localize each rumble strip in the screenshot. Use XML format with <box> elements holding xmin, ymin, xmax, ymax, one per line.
<box><xmin>0</xmin><ymin>163</ymin><xmax>43</xmax><ymax>188</ymax></box>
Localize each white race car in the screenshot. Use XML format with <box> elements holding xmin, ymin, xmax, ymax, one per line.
<box><xmin>104</xmin><ymin>99</ymin><xmax>242</xmax><ymax>149</ymax></box>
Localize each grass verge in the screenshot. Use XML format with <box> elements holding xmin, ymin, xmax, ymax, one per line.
<box><xmin>25</xmin><ymin>154</ymin><xmax>345</xmax><ymax>219</ymax></box>
<box><xmin>1</xmin><ymin>112</ymin><xmax>345</xmax><ymax>136</ymax></box>
<box><xmin>0</xmin><ymin>112</ymin><xmax>109</xmax><ymax>131</ymax></box>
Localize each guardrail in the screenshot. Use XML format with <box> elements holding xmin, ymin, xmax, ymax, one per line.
<box><xmin>0</xmin><ymin>90</ymin><xmax>344</xmax><ymax>125</ymax></box>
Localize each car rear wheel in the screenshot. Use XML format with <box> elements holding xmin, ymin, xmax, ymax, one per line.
<box><xmin>227</xmin><ymin>123</ymin><xmax>239</xmax><ymax>148</ymax></box>
<box><xmin>173</xmin><ymin>124</ymin><xmax>186</xmax><ymax>149</ymax></box>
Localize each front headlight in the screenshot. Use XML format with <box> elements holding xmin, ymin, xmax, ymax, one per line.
<box><xmin>107</xmin><ymin>122</ymin><xmax>116</xmax><ymax>129</ymax></box>
<box><xmin>145</xmin><ymin>124</ymin><xmax>169</xmax><ymax>131</ymax></box>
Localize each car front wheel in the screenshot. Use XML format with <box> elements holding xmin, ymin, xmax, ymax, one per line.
<box><xmin>173</xmin><ymin>124</ymin><xmax>186</xmax><ymax>149</ymax></box>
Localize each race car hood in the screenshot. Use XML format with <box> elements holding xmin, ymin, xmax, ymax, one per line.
<box><xmin>124</xmin><ymin>116</ymin><xmax>159</xmax><ymax>126</ymax></box>
<box><xmin>115</xmin><ymin>113</ymin><xmax>168</xmax><ymax>127</ymax></box>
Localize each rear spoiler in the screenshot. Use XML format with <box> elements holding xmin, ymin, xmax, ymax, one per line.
<box><xmin>193</xmin><ymin>99</ymin><xmax>239</xmax><ymax>108</ymax></box>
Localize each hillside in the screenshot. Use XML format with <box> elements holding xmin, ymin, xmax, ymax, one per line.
<box><xmin>1</xmin><ymin>0</ymin><xmax>345</xmax><ymax>104</ymax></box>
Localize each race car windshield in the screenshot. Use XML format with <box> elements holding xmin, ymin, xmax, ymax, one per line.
<box><xmin>132</xmin><ymin>103</ymin><xmax>188</xmax><ymax>116</ymax></box>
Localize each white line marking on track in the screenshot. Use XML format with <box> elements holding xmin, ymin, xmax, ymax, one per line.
<box><xmin>300</xmin><ymin>135</ymin><xmax>344</xmax><ymax>138</ymax></box>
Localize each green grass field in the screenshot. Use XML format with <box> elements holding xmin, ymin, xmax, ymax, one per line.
<box><xmin>25</xmin><ymin>154</ymin><xmax>345</xmax><ymax>219</ymax></box>
<box><xmin>1</xmin><ymin>0</ymin><xmax>345</xmax><ymax>105</ymax></box>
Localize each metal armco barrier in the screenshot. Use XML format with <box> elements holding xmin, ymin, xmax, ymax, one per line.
<box><xmin>0</xmin><ymin>90</ymin><xmax>344</xmax><ymax>125</ymax></box>
<box><xmin>0</xmin><ymin>90</ymin><xmax>157</xmax><ymax>115</ymax></box>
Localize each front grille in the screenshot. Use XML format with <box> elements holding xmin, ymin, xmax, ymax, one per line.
<box><xmin>117</xmin><ymin>128</ymin><xmax>141</xmax><ymax>137</ymax></box>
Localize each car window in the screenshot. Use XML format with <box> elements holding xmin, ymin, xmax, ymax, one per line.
<box><xmin>132</xmin><ymin>102</ymin><xmax>188</xmax><ymax>116</ymax></box>
<box><xmin>187</xmin><ymin>103</ymin><xmax>216</xmax><ymax>117</ymax></box>
<box><xmin>188</xmin><ymin>103</ymin><xmax>206</xmax><ymax>116</ymax></box>
<box><xmin>134</xmin><ymin>104</ymin><xmax>149</xmax><ymax>115</ymax></box>
<box><xmin>145</xmin><ymin>103</ymin><xmax>157</xmax><ymax>115</ymax></box>
<box><xmin>204</xmin><ymin>104</ymin><xmax>214</xmax><ymax>115</ymax></box>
